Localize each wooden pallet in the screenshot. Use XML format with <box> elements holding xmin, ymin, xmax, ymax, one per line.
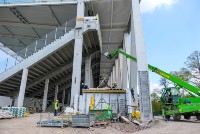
<box><xmin>95</xmin><ymin>122</ymin><xmax>109</xmax><ymax>128</ymax></box>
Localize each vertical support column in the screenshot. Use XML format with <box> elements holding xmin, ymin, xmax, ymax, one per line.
<box><xmin>62</xmin><ymin>89</ymin><xmax>65</xmax><ymax>109</ymax></box>
<box><xmin>115</xmin><ymin>59</ymin><xmax>119</xmax><ymax>88</ymax></box>
<box><xmin>119</xmin><ymin>50</ymin><xmax>123</xmax><ymax>88</ymax></box>
<box><xmin>131</xmin><ymin>0</ymin><xmax>152</xmax><ymax>121</ymax></box>
<box><xmin>112</xmin><ymin>66</ymin><xmax>116</xmax><ymax>83</ymax></box>
<box><xmin>42</xmin><ymin>79</ymin><xmax>49</xmax><ymax>112</ymax></box>
<box><xmin>54</xmin><ymin>85</ymin><xmax>58</xmax><ymax>103</ymax></box>
<box><xmin>110</xmin><ymin>72</ymin><xmax>113</xmax><ymax>86</ymax></box>
<box><xmin>85</xmin><ymin>56</ymin><xmax>92</xmax><ymax>87</ymax></box>
<box><xmin>68</xmin><ymin>92</ymin><xmax>71</xmax><ymax>106</ymax></box>
<box><xmin>17</xmin><ymin>68</ymin><xmax>28</xmax><ymax>107</ymax></box>
<box><xmin>70</xmin><ymin>0</ymin><xmax>85</xmax><ymax>106</ymax></box>
<box><xmin>90</xmin><ymin>68</ymin><xmax>94</xmax><ymax>88</ymax></box>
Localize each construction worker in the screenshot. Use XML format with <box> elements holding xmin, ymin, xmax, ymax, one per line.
<box><xmin>112</xmin><ymin>82</ymin><xmax>117</xmax><ymax>88</ymax></box>
<box><xmin>82</xmin><ymin>83</ymin><xmax>89</xmax><ymax>89</ymax></box>
<box><xmin>54</xmin><ymin>100</ymin><xmax>59</xmax><ymax>116</ymax></box>
<box><xmin>106</xmin><ymin>103</ymin><xmax>110</xmax><ymax>110</ymax></box>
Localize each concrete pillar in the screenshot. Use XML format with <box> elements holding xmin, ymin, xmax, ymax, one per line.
<box><xmin>131</xmin><ymin>0</ymin><xmax>152</xmax><ymax>121</ymax></box>
<box><xmin>17</xmin><ymin>68</ymin><xmax>28</xmax><ymax>107</ymax></box>
<box><xmin>42</xmin><ymin>79</ymin><xmax>49</xmax><ymax>111</ymax></box>
<box><xmin>68</xmin><ymin>92</ymin><xmax>71</xmax><ymax>105</ymax></box>
<box><xmin>115</xmin><ymin>59</ymin><xmax>119</xmax><ymax>88</ymax></box>
<box><xmin>85</xmin><ymin>56</ymin><xmax>92</xmax><ymax>87</ymax></box>
<box><xmin>90</xmin><ymin>68</ymin><xmax>94</xmax><ymax>88</ymax></box>
<box><xmin>112</xmin><ymin>66</ymin><xmax>116</xmax><ymax>83</ymax></box>
<box><xmin>54</xmin><ymin>85</ymin><xmax>58</xmax><ymax>103</ymax></box>
<box><xmin>110</xmin><ymin>72</ymin><xmax>113</xmax><ymax>85</ymax></box>
<box><xmin>122</xmin><ymin>33</ymin><xmax>128</xmax><ymax>89</ymax></box>
<box><xmin>70</xmin><ymin>0</ymin><xmax>85</xmax><ymax>106</ymax></box>
<box><xmin>62</xmin><ymin>89</ymin><xmax>65</xmax><ymax>109</ymax></box>
<box><xmin>119</xmin><ymin>51</ymin><xmax>123</xmax><ymax>88</ymax></box>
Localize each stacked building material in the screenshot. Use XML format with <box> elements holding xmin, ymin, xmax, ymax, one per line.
<box><xmin>2</xmin><ymin>107</ymin><xmax>26</xmax><ymax>117</ymax></box>
<box><xmin>0</xmin><ymin>109</ymin><xmax>13</xmax><ymax>119</ymax></box>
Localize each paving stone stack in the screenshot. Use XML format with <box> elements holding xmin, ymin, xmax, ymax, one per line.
<box><xmin>0</xmin><ymin>109</ymin><xmax>13</xmax><ymax>119</ymax></box>
<box><xmin>2</xmin><ymin>107</ymin><xmax>26</xmax><ymax>118</ymax></box>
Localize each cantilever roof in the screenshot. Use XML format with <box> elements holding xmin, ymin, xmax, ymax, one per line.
<box><xmin>0</xmin><ymin>0</ymin><xmax>132</xmax><ymax>82</ymax></box>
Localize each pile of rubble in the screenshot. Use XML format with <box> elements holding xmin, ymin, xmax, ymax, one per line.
<box><xmin>109</xmin><ymin>117</ymin><xmax>159</xmax><ymax>133</ymax></box>
<box><xmin>0</xmin><ymin>109</ymin><xmax>13</xmax><ymax>119</ymax></box>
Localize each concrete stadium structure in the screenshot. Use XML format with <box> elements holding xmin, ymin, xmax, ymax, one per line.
<box><xmin>0</xmin><ymin>0</ymin><xmax>152</xmax><ymax>121</ymax></box>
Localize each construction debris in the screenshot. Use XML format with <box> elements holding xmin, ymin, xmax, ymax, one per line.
<box><xmin>120</xmin><ymin>116</ymin><xmax>131</xmax><ymax>124</ymax></box>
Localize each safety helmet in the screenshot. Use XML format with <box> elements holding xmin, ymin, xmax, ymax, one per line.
<box><xmin>56</xmin><ymin>100</ymin><xmax>59</xmax><ymax>102</ymax></box>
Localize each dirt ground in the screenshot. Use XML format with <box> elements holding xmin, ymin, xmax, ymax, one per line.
<box><xmin>0</xmin><ymin>113</ymin><xmax>200</xmax><ymax>134</ymax></box>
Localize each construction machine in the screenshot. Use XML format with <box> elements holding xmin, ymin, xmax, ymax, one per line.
<box><xmin>104</xmin><ymin>49</ymin><xmax>200</xmax><ymax>121</ymax></box>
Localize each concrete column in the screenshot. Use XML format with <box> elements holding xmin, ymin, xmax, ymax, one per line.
<box><xmin>85</xmin><ymin>56</ymin><xmax>92</xmax><ymax>87</ymax></box>
<box><xmin>68</xmin><ymin>92</ymin><xmax>71</xmax><ymax>105</ymax></box>
<box><xmin>110</xmin><ymin>72</ymin><xmax>113</xmax><ymax>85</ymax></box>
<box><xmin>131</xmin><ymin>0</ymin><xmax>152</xmax><ymax>121</ymax></box>
<box><xmin>17</xmin><ymin>68</ymin><xmax>28</xmax><ymax>107</ymax></box>
<box><xmin>54</xmin><ymin>85</ymin><xmax>58</xmax><ymax>103</ymax></box>
<box><xmin>90</xmin><ymin>68</ymin><xmax>94</xmax><ymax>88</ymax></box>
<box><xmin>119</xmin><ymin>51</ymin><xmax>123</xmax><ymax>88</ymax></box>
<box><xmin>115</xmin><ymin>59</ymin><xmax>119</xmax><ymax>88</ymax></box>
<box><xmin>112</xmin><ymin>66</ymin><xmax>116</xmax><ymax>83</ymax></box>
<box><xmin>122</xmin><ymin>33</ymin><xmax>128</xmax><ymax>89</ymax></box>
<box><xmin>62</xmin><ymin>89</ymin><xmax>65</xmax><ymax>109</ymax></box>
<box><xmin>42</xmin><ymin>79</ymin><xmax>49</xmax><ymax>111</ymax></box>
<box><xmin>70</xmin><ymin>0</ymin><xmax>85</xmax><ymax>106</ymax></box>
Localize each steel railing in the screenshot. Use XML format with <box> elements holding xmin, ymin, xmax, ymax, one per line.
<box><xmin>0</xmin><ymin>18</ymin><xmax>75</xmax><ymax>74</ymax></box>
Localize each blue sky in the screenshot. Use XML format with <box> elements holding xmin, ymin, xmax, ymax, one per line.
<box><xmin>140</xmin><ymin>0</ymin><xmax>200</xmax><ymax>90</ymax></box>
<box><xmin>0</xmin><ymin>0</ymin><xmax>199</xmax><ymax>90</ymax></box>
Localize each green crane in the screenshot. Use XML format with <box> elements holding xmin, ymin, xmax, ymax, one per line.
<box><xmin>104</xmin><ymin>49</ymin><xmax>200</xmax><ymax>121</ymax></box>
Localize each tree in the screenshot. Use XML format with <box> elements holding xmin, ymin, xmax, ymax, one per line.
<box><xmin>170</xmin><ymin>67</ymin><xmax>192</xmax><ymax>83</ymax></box>
<box><xmin>159</xmin><ymin>77</ymin><xmax>169</xmax><ymax>88</ymax></box>
<box><xmin>184</xmin><ymin>51</ymin><xmax>200</xmax><ymax>88</ymax></box>
<box><xmin>151</xmin><ymin>92</ymin><xmax>162</xmax><ymax>114</ymax></box>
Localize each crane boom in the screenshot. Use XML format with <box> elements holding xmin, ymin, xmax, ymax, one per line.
<box><xmin>106</xmin><ymin>49</ymin><xmax>200</xmax><ymax>96</ymax></box>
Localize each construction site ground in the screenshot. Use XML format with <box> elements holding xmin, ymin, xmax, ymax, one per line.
<box><xmin>0</xmin><ymin>113</ymin><xmax>199</xmax><ymax>134</ymax></box>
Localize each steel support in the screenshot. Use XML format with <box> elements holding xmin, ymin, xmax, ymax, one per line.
<box><xmin>131</xmin><ymin>0</ymin><xmax>152</xmax><ymax>121</ymax></box>
<box><xmin>70</xmin><ymin>0</ymin><xmax>85</xmax><ymax>106</ymax></box>
<box><xmin>17</xmin><ymin>68</ymin><xmax>28</xmax><ymax>107</ymax></box>
<box><xmin>42</xmin><ymin>79</ymin><xmax>49</xmax><ymax>112</ymax></box>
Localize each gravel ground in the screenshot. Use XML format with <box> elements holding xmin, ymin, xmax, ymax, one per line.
<box><xmin>0</xmin><ymin>113</ymin><xmax>199</xmax><ymax>134</ymax></box>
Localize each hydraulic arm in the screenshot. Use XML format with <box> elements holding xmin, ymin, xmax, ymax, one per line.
<box><xmin>105</xmin><ymin>49</ymin><xmax>200</xmax><ymax>96</ymax></box>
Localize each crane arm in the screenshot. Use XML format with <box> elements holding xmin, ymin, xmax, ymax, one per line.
<box><xmin>105</xmin><ymin>49</ymin><xmax>200</xmax><ymax>96</ymax></box>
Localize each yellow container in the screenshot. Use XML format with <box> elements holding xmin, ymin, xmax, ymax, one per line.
<box><xmin>132</xmin><ymin>111</ymin><xmax>140</xmax><ymax>119</ymax></box>
<box><xmin>91</xmin><ymin>97</ymin><xmax>95</xmax><ymax>105</ymax></box>
<box><xmin>25</xmin><ymin>112</ymin><xmax>29</xmax><ymax>117</ymax></box>
<box><xmin>89</xmin><ymin>104</ymin><xmax>94</xmax><ymax>110</ymax></box>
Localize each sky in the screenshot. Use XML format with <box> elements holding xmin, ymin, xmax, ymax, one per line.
<box><xmin>140</xmin><ymin>0</ymin><xmax>200</xmax><ymax>91</ymax></box>
<box><xmin>0</xmin><ymin>0</ymin><xmax>199</xmax><ymax>91</ymax></box>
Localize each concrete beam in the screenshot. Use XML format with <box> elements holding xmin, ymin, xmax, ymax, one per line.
<box><xmin>26</xmin><ymin>62</ymin><xmax>73</xmax><ymax>89</ymax></box>
<box><xmin>29</xmin><ymin>74</ymin><xmax>72</xmax><ymax>97</ymax></box>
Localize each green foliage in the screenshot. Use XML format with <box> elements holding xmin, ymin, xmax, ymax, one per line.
<box><xmin>170</xmin><ymin>68</ymin><xmax>192</xmax><ymax>82</ymax></box>
<box><xmin>151</xmin><ymin>92</ymin><xmax>162</xmax><ymax>114</ymax></box>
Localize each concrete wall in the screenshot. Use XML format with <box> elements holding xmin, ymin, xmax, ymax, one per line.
<box><xmin>0</xmin><ymin>96</ymin><xmax>12</xmax><ymax>107</ymax></box>
<box><xmin>0</xmin><ymin>96</ymin><xmax>41</xmax><ymax>109</ymax></box>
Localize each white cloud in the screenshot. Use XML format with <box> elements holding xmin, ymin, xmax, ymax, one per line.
<box><xmin>140</xmin><ymin>0</ymin><xmax>178</xmax><ymax>14</ymax></box>
<box><xmin>150</xmin><ymin>82</ymin><xmax>163</xmax><ymax>93</ymax></box>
